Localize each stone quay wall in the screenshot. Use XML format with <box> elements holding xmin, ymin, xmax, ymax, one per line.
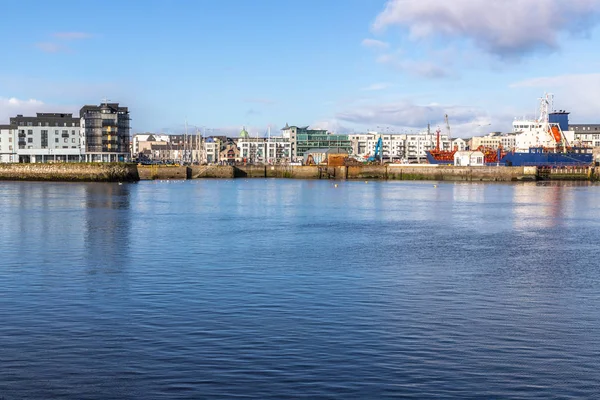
<box><xmin>0</xmin><ymin>163</ymin><xmax>139</xmax><ymax>182</ymax></box>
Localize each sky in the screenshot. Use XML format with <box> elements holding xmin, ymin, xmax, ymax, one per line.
<box><xmin>1</xmin><ymin>0</ymin><xmax>600</xmax><ymax>137</ymax></box>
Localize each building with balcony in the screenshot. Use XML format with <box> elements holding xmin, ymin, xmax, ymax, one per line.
<box><xmin>80</xmin><ymin>102</ymin><xmax>130</xmax><ymax>162</ymax></box>
<box><xmin>8</xmin><ymin>113</ymin><xmax>82</xmax><ymax>163</ymax></box>
<box><xmin>237</xmin><ymin>135</ymin><xmax>291</xmax><ymax>164</ymax></box>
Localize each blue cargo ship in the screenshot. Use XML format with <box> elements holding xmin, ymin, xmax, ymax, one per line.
<box><xmin>502</xmin><ymin>147</ymin><xmax>593</xmax><ymax>166</ymax></box>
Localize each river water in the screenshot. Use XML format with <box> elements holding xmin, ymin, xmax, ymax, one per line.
<box><xmin>1</xmin><ymin>179</ymin><xmax>600</xmax><ymax>399</ymax></box>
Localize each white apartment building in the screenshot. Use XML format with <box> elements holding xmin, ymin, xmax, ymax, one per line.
<box><xmin>237</xmin><ymin>136</ymin><xmax>291</xmax><ymax>164</ymax></box>
<box><xmin>9</xmin><ymin>113</ymin><xmax>83</xmax><ymax>163</ymax></box>
<box><xmin>349</xmin><ymin>131</ymin><xmax>452</xmax><ymax>162</ymax></box>
<box><xmin>0</xmin><ymin>125</ymin><xmax>17</xmax><ymax>163</ymax></box>
<box><xmin>569</xmin><ymin>124</ymin><xmax>600</xmax><ymax>147</ymax></box>
<box><xmin>205</xmin><ymin>137</ymin><xmax>220</xmax><ymax>163</ymax></box>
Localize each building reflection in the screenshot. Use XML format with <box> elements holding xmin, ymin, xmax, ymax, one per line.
<box><xmin>512</xmin><ymin>182</ymin><xmax>582</xmax><ymax>231</ymax></box>
<box><xmin>84</xmin><ymin>183</ymin><xmax>132</xmax><ymax>273</ymax></box>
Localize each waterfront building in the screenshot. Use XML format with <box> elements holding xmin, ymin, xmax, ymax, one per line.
<box><xmin>0</xmin><ymin>125</ymin><xmax>17</xmax><ymax>163</ymax></box>
<box><xmin>205</xmin><ymin>137</ymin><xmax>220</xmax><ymax>163</ymax></box>
<box><xmin>219</xmin><ymin>139</ymin><xmax>241</xmax><ymax>164</ymax></box>
<box><xmin>405</xmin><ymin>132</ymin><xmax>450</xmax><ymax>162</ymax></box>
<box><xmin>237</xmin><ymin>132</ymin><xmax>291</xmax><ymax>164</ymax></box>
<box><xmin>454</xmin><ymin>150</ymin><xmax>484</xmax><ymax>166</ymax></box>
<box><xmin>9</xmin><ymin>113</ymin><xmax>82</xmax><ymax>163</ymax></box>
<box><xmin>569</xmin><ymin>124</ymin><xmax>600</xmax><ymax>147</ymax></box>
<box><xmin>471</xmin><ymin>133</ymin><xmax>502</xmax><ymax>150</ymax></box>
<box><xmin>500</xmin><ymin>133</ymin><xmax>517</xmax><ymax>150</ymax></box>
<box><xmin>452</xmin><ymin>137</ymin><xmax>467</xmax><ymax>151</ymax></box>
<box><xmin>80</xmin><ymin>102</ymin><xmax>130</xmax><ymax>162</ymax></box>
<box><xmin>348</xmin><ymin>131</ymin><xmax>452</xmax><ymax>162</ymax></box>
<box><xmin>132</xmin><ymin>133</ymin><xmax>170</xmax><ymax>157</ymax></box>
<box><xmin>348</xmin><ymin>133</ymin><xmax>408</xmax><ymax>162</ymax></box>
<box><xmin>281</xmin><ymin>124</ymin><xmax>351</xmax><ymax>161</ymax></box>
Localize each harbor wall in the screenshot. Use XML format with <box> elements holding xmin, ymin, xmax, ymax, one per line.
<box><xmin>136</xmin><ymin>164</ymin><xmax>539</xmax><ymax>181</ymax></box>
<box><xmin>0</xmin><ymin>163</ymin><xmax>139</xmax><ymax>182</ymax></box>
<box><xmin>386</xmin><ymin>166</ymin><xmax>537</xmax><ymax>182</ymax></box>
<box><xmin>234</xmin><ymin>165</ymin><xmax>267</xmax><ymax>178</ymax></box>
<box><xmin>265</xmin><ymin>165</ymin><xmax>321</xmax><ymax>179</ymax></box>
<box><xmin>191</xmin><ymin>165</ymin><xmax>234</xmax><ymax>179</ymax></box>
<box><xmin>138</xmin><ymin>165</ymin><xmax>190</xmax><ymax>180</ymax></box>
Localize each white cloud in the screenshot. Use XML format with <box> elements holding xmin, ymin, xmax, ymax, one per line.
<box><xmin>0</xmin><ymin>97</ymin><xmax>81</xmax><ymax>124</ymax></box>
<box><xmin>361</xmin><ymin>82</ymin><xmax>391</xmax><ymax>91</ymax></box>
<box><xmin>373</xmin><ymin>0</ymin><xmax>600</xmax><ymax>56</ymax></box>
<box><xmin>361</xmin><ymin>38</ymin><xmax>389</xmax><ymax>50</ymax></box>
<box><xmin>0</xmin><ymin>97</ymin><xmax>44</xmax><ymax>122</ymax></box>
<box><xmin>510</xmin><ymin>73</ymin><xmax>600</xmax><ymax>121</ymax></box>
<box><xmin>335</xmin><ymin>100</ymin><xmax>488</xmax><ymax>134</ymax></box>
<box><xmin>310</xmin><ymin>119</ymin><xmax>353</xmax><ymax>134</ymax></box>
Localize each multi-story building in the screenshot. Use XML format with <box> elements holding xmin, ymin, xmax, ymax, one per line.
<box><xmin>500</xmin><ymin>133</ymin><xmax>517</xmax><ymax>150</ymax></box>
<box><xmin>452</xmin><ymin>137</ymin><xmax>467</xmax><ymax>151</ymax></box>
<box><xmin>349</xmin><ymin>133</ymin><xmax>407</xmax><ymax>161</ymax></box>
<box><xmin>80</xmin><ymin>102</ymin><xmax>130</xmax><ymax>162</ymax></box>
<box><xmin>569</xmin><ymin>124</ymin><xmax>600</xmax><ymax>147</ymax></box>
<box><xmin>0</xmin><ymin>125</ymin><xmax>17</xmax><ymax>163</ymax></box>
<box><xmin>205</xmin><ymin>137</ymin><xmax>220</xmax><ymax>163</ymax></box>
<box><xmin>237</xmin><ymin>135</ymin><xmax>291</xmax><ymax>164</ymax></box>
<box><xmin>404</xmin><ymin>132</ymin><xmax>450</xmax><ymax>161</ymax></box>
<box><xmin>9</xmin><ymin>113</ymin><xmax>82</xmax><ymax>163</ymax></box>
<box><xmin>348</xmin><ymin>131</ymin><xmax>453</xmax><ymax>162</ymax></box>
<box><xmin>281</xmin><ymin>124</ymin><xmax>351</xmax><ymax>160</ymax></box>
<box><xmin>132</xmin><ymin>133</ymin><xmax>170</xmax><ymax>156</ymax></box>
<box><xmin>470</xmin><ymin>132</ymin><xmax>503</xmax><ymax>150</ymax></box>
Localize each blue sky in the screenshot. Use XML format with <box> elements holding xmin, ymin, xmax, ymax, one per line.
<box><xmin>1</xmin><ymin>0</ymin><xmax>600</xmax><ymax>137</ymax></box>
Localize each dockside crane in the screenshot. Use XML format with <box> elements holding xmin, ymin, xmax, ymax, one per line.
<box><xmin>367</xmin><ymin>137</ymin><xmax>383</xmax><ymax>163</ymax></box>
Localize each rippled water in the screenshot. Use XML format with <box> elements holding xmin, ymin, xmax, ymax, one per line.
<box><xmin>1</xmin><ymin>179</ymin><xmax>600</xmax><ymax>399</ymax></box>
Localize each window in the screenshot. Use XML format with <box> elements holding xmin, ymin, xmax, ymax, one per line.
<box><xmin>28</xmin><ymin>129</ymin><xmax>33</xmax><ymax>135</ymax></box>
<box><xmin>71</xmin><ymin>138</ymin><xmax>75</xmax><ymax>143</ymax></box>
<box><xmin>64</xmin><ymin>138</ymin><xmax>68</xmax><ymax>143</ymax></box>
<box><xmin>9</xmin><ymin>137</ymin><xmax>12</xmax><ymax>142</ymax></box>
<box><xmin>55</xmin><ymin>138</ymin><xmax>59</xmax><ymax>143</ymax></box>
<box><xmin>55</xmin><ymin>130</ymin><xmax>59</xmax><ymax>135</ymax></box>
<box><xmin>27</xmin><ymin>122</ymin><xmax>32</xmax><ymax>126</ymax></box>
<box><xmin>64</xmin><ymin>123</ymin><xmax>67</xmax><ymax>127</ymax></box>
<box><xmin>28</xmin><ymin>138</ymin><xmax>33</xmax><ymax>143</ymax></box>
<box><xmin>71</xmin><ymin>130</ymin><xmax>75</xmax><ymax>135</ymax></box>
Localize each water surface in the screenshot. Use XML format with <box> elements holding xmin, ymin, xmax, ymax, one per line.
<box><xmin>1</xmin><ymin>179</ymin><xmax>600</xmax><ymax>399</ymax></box>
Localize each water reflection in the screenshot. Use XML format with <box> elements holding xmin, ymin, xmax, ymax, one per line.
<box><xmin>84</xmin><ymin>183</ymin><xmax>132</xmax><ymax>273</ymax></box>
<box><xmin>512</xmin><ymin>182</ymin><xmax>577</xmax><ymax>230</ymax></box>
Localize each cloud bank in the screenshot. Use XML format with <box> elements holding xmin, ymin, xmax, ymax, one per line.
<box><xmin>373</xmin><ymin>0</ymin><xmax>600</xmax><ymax>56</ymax></box>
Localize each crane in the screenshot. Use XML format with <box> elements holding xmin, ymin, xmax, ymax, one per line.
<box><xmin>445</xmin><ymin>114</ymin><xmax>451</xmax><ymax>140</ymax></box>
<box><xmin>367</xmin><ymin>137</ymin><xmax>383</xmax><ymax>162</ymax></box>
